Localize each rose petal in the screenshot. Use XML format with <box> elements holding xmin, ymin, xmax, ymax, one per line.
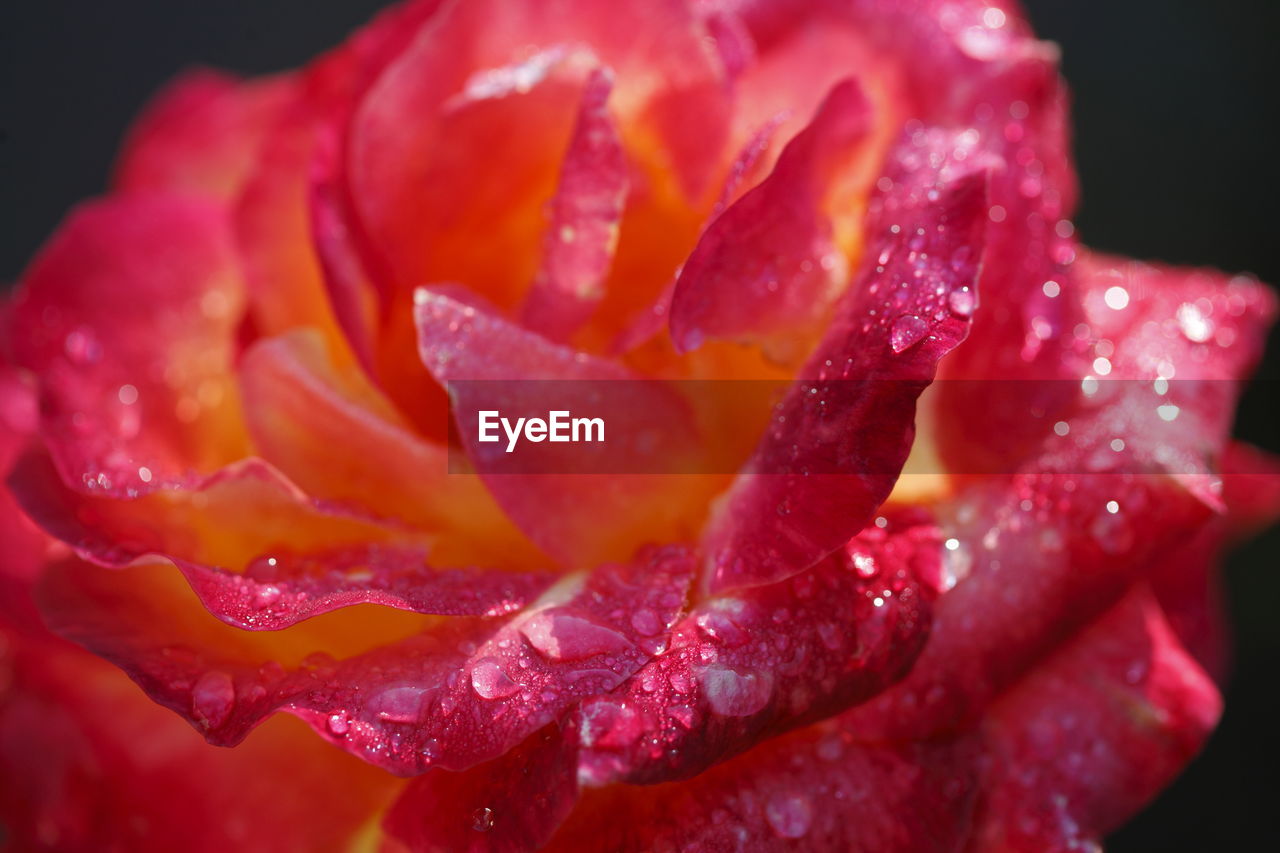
<box><xmin>113</xmin><ymin>69</ymin><xmax>295</xmax><ymax>201</ymax></box>
<box><xmin>1222</xmin><ymin>441</ymin><xmax>1280</xmax><ymax>537</ymax></box>
<box><xmin>234</xmin><ymin>0</ymin><xmax>442</xmax><ymax>368</ymax></box>
<box><xmin>238</xmin><ymin>328</ymin><xmax>537</xmax><ymax>564</ymax></box>
<box><xmin>969</xmin><ymin>587</ymin><xmax>1222</xmax><ymax>850</ymax></box>
<box><xmin>0</xmin><ymin>346</ymin><xmax>48</xmax><ymax>631</ymax></box>
<box><xmin>38</xmin><ymin>546</ymin><xmax>692</xmax><ymax>775</ymax></box>
<box><xmin>669</xmin><ymin>77</ymin><xmax>872</xmax><ymax>356</ymax></box>
<box><xmin>576</xmin><ymin>514</ymin><xmax>937</xmax><ymax>785</ymax></box>
<box><xmin>8</xmin><ymin>196</ymin><xmax>248</xmax><ymax>494</ymax></box>
<box><xmin>1150</xmin><ymin>525</ymin><xmax>1230</xmax><ymax>682</ymax></box>
<box><xmin>520</xmin><ymin>68</ymin><xmax>630</xmax><ymax>342</ymax></box>
<box><xmin>606</xmin><ymin>116</ymin><xmax>783</xmax><ymax>356</ymax></box>
<box><xmin>1078</xmin><ymin>250</ymin><xmax>1276</xmax><ymax>453</ymax></box>
<box><xmin>0</xmin><ymin>626</ymin><xmax>400</xmax><ymax>853</ymax></box>
<box><xmin>384</xmin><ymin>724</ymin><xmax>578</xmax><ymax>853</ymax></box>
<box><xmin>701</xmin><ymin>129</ymin><xmax>992</xmax><ymax>593</ymax></box>
<box><xmin>415</xmin><ymin>288</ymin><xmax>714</xmax><ymax>566</ymax></box>
<box><xmin>351</xmin><ymin>0</ymin><xmax>729</xmax><ymax>291</ymax></box>
<box><xmin>846</xmin><ymin>468</ymin><xmax>1213</xmax><ymax>741</ymax></box>
<box><xmin>10</xmin><ymin>447</ymin><xmax>551</xmax><ymax>627</ymax></box>
<box><xmin>307</xmin><ymin>125</ymin><xmax>382</xmax><ymax>373</ymax></box>
<box><xmin>547</xmin><ymin>728</ymin><xmax>975</xmax><ymax>852</ymax></box>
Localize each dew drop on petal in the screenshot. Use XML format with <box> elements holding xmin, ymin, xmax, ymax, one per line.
<box><xmin>889</xmin><ymin>314</ymin><xmax>929</xmax><ymax>353</ymax></box>
<box><xmin>852</xmin><ymin>553</ymin><xmax>879</xmax><ymax>578</ymax></box>
<box><xmin>519</xmin><ymin>609</ymin><xmax>635</xmax><ymax>662</ymax></box>
<box><xmin>470</xmin><ymin>658</ymin><xmax>521</xmax><ymax>699</ymax></box>
<box><xmin>252</xmin><ymin>584</ymin><xmax>281</xmax><ymax>609</ymax></box>
<box><xmin>1103</xmin><ymin>286</ymin><xmax>1130</xmax><ymax>310</ymax></box>
<box><xmin>765</xmin><ymin>792</ymin><xmax>814</xmax><ymax>839</ymax></box>
<box><xmin>191</xmin><ymin>670</ymin><xmax>235</xmax><ymax>728</ymax></box>
<box><xmin>700</xmin><ymin>665</ymin><xmax>772</xmax><ymax>717</ymax></box>
<box><xmin>471</xmin><ymin>807</ymin><xmax>495</xmax><ymax>833</ymax></box>
<box><xmin>370</xmin><ymin>685</ymin><xmax>432</xmax><ymax>723</ymax></box>
<box><xmin>1090</xmin><ymin>511</ymin><xmax>1134</xmax><ymax>555</ymax></box>
<box><xmin>1177</xmin><ymin>302</ymin><xmax>1213</xmax><ymax>342</ymax></box>
<box><xmin>630</xmin><ymin>608</ymin><xmax>661</xmax><ymax>636</ymax></box>
<box><xmin>947</xmin><ymin>287</ymin><xmax>975</xmax><ymax>317</ymax></box>
<box><xmin>327</xmin><ymin>711</ymin><xmax>350</xmax><ymax>736</ymax></box>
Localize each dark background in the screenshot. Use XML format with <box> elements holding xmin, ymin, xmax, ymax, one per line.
<box><xmin>1</xmin><ymin>1</ymin><xmax>1277</xmax><ymax>849</ymax></box>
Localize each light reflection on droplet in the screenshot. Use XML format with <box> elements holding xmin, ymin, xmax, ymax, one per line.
<box><xmin>1103</xmin><ymin>286</ymin><xmax>1130</xmax><ymax>310</ymax></box>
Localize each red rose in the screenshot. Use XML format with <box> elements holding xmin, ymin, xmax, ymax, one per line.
<box><xmin>2</xmin><ymin>0</ymin><xmax>1277</xmax><ymax>850</ymax></box>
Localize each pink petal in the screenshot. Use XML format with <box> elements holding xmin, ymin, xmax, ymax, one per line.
<box><xmin>384</xmin><ymin>725</ymin><xmax>578</xmax><ymax>853</ymax></box>
<box><xmin>0</xmin><ymin>623</ymin><xmax>401</xmax><ymax>853</ymax></box>
<box><xmin>1150</xmin><ymin>525</ymin><xmax>1230</xmax><ymax>682</ymax></box>
<box><xmin>670</xmin><ymin>78</ymin><xmax>873</xmax><ymax>355</ymax></box>
<box><xmin>701</xmin><ymin>129</ymin><xmax>992</xmax><ymax>594</ymax></box>
<box><xmin>230</xmin><ymin>0</ymin><xmax>439</xmax><ymax>371</ymax></box>
<box><xmin>969</xmin><ymin>587</ymin><xmax>1222</xmax><ymax>850</ymax></box>
<box><xmin>349</xmin><ymin>0</ymin><xmax>729</xmax><ymax>302</ymax></box>
<box><xmin>576</xmin><ymin>514</ymin><xmax>937</xmax><ymax>785</ymax></box>
<box><xmin>8</xmin><ymin>196</ymin><xmax>248</xmax><ymax>495</ymax></box>
<box><xmin>845</xmin><ymin>465</ymin><xmax>1214</xmax><ymax>741</ymax></box>
<box><xmin>1077</xmin><ymin>252</ymin><xmax>1276</xmax><ymax>478</ymax></box>
<box><xmin>238</xmin><ymin>329</ymin><xmax>536</xmax><ymax>564</ymax></box>
<box><xmin>113</xmin><ymin>69</ymin><xmax>295</xmax><ymax>201</ymax></box>
<box><xmin>37</xmin><ymin>546</ymin><xmax>692</xmax><ymax>775</ymax></box>
<box><xmin>521</xmin><ymin>69</ymin><xmax>630</xmax><ymax>341</ymax></box>
<box><xmin>11</xmin><ymin>448</ymin><xmax>549</xmax><ymax>626</ymax></box>
<box><xmin>0</xmin><ymin>344</ymin><xmax>47</xmax><ymax>630</ymax></box>
<box><xmin>1222</xmin><ymin>441</ymin><xmax>1280</xmax><ymax>537</ymax></box>
<box><xmin>546</xmin><ymin>729</ymin><xmax>975</xmax><ymax>852</ymax></box>
<box><xmin>307</xmin><ymin>125</ymin><xmax>382</xmax><ymax>373</ymax></box>
<box><xmin>607</xmin><ymin>117</ymin><xmax>783</xmax><ymax>356</ymax></box>
<box><xmin>415</xmin><ymin>288</ymin><xmax>709</xmax><ymax>567</ymax></box>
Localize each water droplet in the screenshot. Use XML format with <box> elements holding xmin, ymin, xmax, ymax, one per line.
<box><xmin>370</xmin><ymin>685</ymin><xmax>432</xmax><ymax>722</ymax></box>
<box><xmin>1090</xmin><ymin>511</ymin><xmax>1134</xmax><ymax>555</ymax></box>
<box><xmin>852</xmin><ymin>553</ymin><xmax>879</xmax><ymax>578</ymax></box>
<box><xmin>252</xmin><ymin>584</ymin><xmax>281</xmax><ymax>609</ymax></box>
<box><xmin>1103</xmin><ymin>286</ymin><xmax>1130</xmax><ymax>310</ymax></box>
<box><xmin>63</xmin><ymin>327</ymin><xmax>102</xmax><ymax>365</ymax></box>
<box><xmin>889</xmin><ymin>314</ymin><xmax>929</xmax><ymax>353</ymax></box>
<box><xmin>765</xmin><ymin>792</ymin><xmax>813</xmax><ymax>839</ymax></box>
<box><xmin>667</xmin><ymin>704</ymin><xmax>696</xmax><ymax>729</ymax></box>
<box><xmin>700</xmin><ymin>665</ymin><xmax>772</xmax><ymax>717</ymax></box>
<box><xmin>327</xmin><ymin>711</ymin><xmax>350</xmax><ymax>735</ymax></box>
<box><xmin>519</xmin><ymin>609</ymin><xmax>635</xmax><ymax>662</ymax></box>
<box><xmin>471</xmin><ymin>658</ymin><xmax>520</xmax><ymax>699</ymax></box>
<box><xmin>947</xmin><ymin>287</ymin><xmax>975</xmax><ymax>317</ymax></box>
<box><xmin>1177</xmin><ymin>302</ymin><xmax>1213</xmax><ymax>342</ymax></box>
<box><xmin>191</xmin><ymin>670</ymin><xmax>235</xmax><ymax>728</ymax></box>
<box><xmin>471</xmin><ymin>807</ymin><xmax>495</xmax><ymax>833</ymax></box>
<box><xmin>579</xmin><ymin>698</ymin><xmax>642</xmax><ymax>747</ymax></box>
<box><xmin>695</xmin><ymin>606</ymin><xmax>750</xmax><ymax>648</ymax></box>
<box><xmin>630</xmin><ymin>608</ymin><xmax>661</xmax><ymax>636</ymax></box>
<box><xmin>817</xmin><ymin>733</ymin><xmax>845</xmax><ymax>762</ymax></box>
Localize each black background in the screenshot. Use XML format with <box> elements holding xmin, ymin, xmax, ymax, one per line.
<box><xmin>1</xmin><ymin>1</ymin><xmax>1277</xmax><ymax>849</ymax></box>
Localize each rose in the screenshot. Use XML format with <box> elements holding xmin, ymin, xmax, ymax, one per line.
<box><xmin>1</xmin><ymin>0</ymin><xmax>1276</xmax><ymax>849</ymax></box>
